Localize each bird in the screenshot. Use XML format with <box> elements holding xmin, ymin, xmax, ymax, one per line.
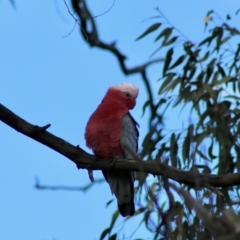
<box><xmin>85</xmin><ymin>83</ymin><xmax>139</xmax><ymax>217</ymax></box>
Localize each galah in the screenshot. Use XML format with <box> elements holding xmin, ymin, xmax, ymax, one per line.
<box><xmin>85</xmin><ymin>83</ymin><xmax>139</xmax><ymax>217</ymax></box>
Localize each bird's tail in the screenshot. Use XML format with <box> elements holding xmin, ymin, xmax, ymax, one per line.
<box><xmin>102</xmin><ymin>170</ymin><xmax>135</xmax><ymax>217</ymax></box>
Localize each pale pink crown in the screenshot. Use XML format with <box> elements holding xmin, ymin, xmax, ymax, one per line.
<box><xmin>111</xmin><ymin>83</ymin><xmax>139</xmax><ymax>98</ymax></box>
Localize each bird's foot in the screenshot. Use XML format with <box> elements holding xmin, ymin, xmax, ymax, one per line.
<box><xmin>88</xmin><ymin>169</ymin><xmax>94</xmax><ymax>182</ymax></box>
<box><xmin>87</xmin><ymin>155</ymin><xmax>101</xmax><ymax>183</ymax></box>
<box><xmin>95</xmin><ymin>155</ymin><xmax>101</xmax><ymax>162</ymax></box>
<box><xmin>110</xmin><ymin>156</ymin><xmax>122</xmax><ymax>166</ymax></box>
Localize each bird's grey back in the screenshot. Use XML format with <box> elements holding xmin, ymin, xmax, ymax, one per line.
<box><xmin>120</xmin><ymin>113</ymin><xmax>139</xmax><ymax>159</ymax></box>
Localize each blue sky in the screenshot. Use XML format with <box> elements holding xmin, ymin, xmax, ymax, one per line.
<box><xmin>0</xmin><ymin>0</ymin><xmax>239</xmax><ymax>239</ymax></box>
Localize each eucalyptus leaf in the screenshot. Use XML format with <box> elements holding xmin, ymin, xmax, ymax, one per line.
<box><xmin>136</xmin><ymin>23</ymin><xmax>161</xmax><ymax>41</ymax></box>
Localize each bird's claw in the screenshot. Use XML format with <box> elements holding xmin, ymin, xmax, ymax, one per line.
<box><xmin>110</xmin><ymin>156</ymin><xmax>122</xmax><ymax>166</ymax></box>
<box><xmin>88</xmin><ymin>169</ymin><xmax>94</xmax><ymax>182</ymax></box>
<box><xmin>88</xmin><ymin>155</ymin><xmax>102</xmax><ymax>182</ymax></box>
<box><xmin>95</xmin><ymin>155</ymin><xmax>101</xmax><ymax>162</ymax></box>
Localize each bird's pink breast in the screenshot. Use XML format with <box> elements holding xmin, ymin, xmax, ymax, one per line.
<box><xmin>85</xmin><ymin>101</ymin><xmax>129</xmax><ymax>159</ymax></box>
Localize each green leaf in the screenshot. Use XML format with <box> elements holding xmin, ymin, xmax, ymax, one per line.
<box><xmin>135</xmin><ymin>23</ymin><xmax>161</xmax><ymax>41</ymax></box>
<box><xmin>161</xmin><ymin>201</ymin><xmax>167</xmax><ymax>210</ymax></box>
<box><xmin>198</xmin><ymin>36</ymin><xmax>214</xmax><ymax>47</ymax></box>
<box><xmin>141</xmin><ymin>130</ymin><xmax>155</xmax><ymax>157</ymax></box>
<box><xmin>155</xmin><ymin>143</ymin><xmax>167</xmax><ymax>160</ymax></box>
<box><xmin>206</xmin><ymin>10</ymin><xmax>214</xmax><ymax>16</ymax></box>
<box><xmin>144</xmin><ymin>210</ymin><xmax>154</xmax><ymax>232</ymax></box>
<box><xmin>182</xmin><ymin>124</ymin><xmax>193</xmax><ymax>162</ymax></box>
<box><xmin>205</xmin><ymin>67</ymin><xmax>214</xmax><ymax>83</ymax></box>
<box><xmin>212</xmin><ymin>71</ymin><xmax>220</xmax><ymax>84</ymax></box>
<box><xmin>106</xmin><ymin>199</ymin><xmax>114</xmax><ymax>208</ymax></box>
<box><xmin>142</xmin><ymin>131</ymin><xmax>154</xmax><ymax>148</ymax></box>
<box><xmin>212</xmin><ymin>76</ymin><xmax>232</xmax><ymax>87</ymax></box>
<box><xmin>170</xmin><ymin>133</ymin><xmax>177</xmax><ymax>167</ymax></box>
<box><xmin>100</xmin><ymin>228</ymin><xmax>110</xmax><ymax>240</ymax></box>
<box><xmin>163</xmin><ymin>77</ymin><xmax>181</xmax><ymax>93</ymax></box>
<box><xmin>142</xmin><ymin>99</ymin><xmax>151</xmax><ymax>117</ymax></box>
<box><xmin>109</xmin><ymin>210</ymin><xmax>119</xmax><ymax>229</ymax></box>
<box><xmin>208</xmin><ymin>58</ymin><xmax>217</xmax><ymax>68</ymax></box>
<box><xmin>208</xmin><ymin>140</ymin><xmax>217</xmax><ymax>159</ymax></box>
<box><xmin>234</xmin><ymin>43</ymin><xmax>240</xmax><ymax>61</ymax></box>
<box><xmin>170</xmin><ymin>55</ymin><xmax>186</xmax><ymax>69</ymax></box>
<box><xmin>217</xmin><ymin>63</ymin><xmax>226</xmax><ymax>77</ymax></box>
<box><xmin>196</xmin><ymin>149</ymin><xmax>209</xmax><ymax>161</ymax></box>
<box><xmin>162</xmin><ymin>36</ymin><xmax>178</xmax><ymax>47</ymax></box>
<box><xmin>150</xmin><ymin>182</ymin><xmax>158</xmax><ymax>195</ymax></box>
<box><xmin>159</xmin><ymin>77</ymin><xmax>182</xmax><ymax>95</ymax></box>
<box><xmin>196</xmin><ymin>109</ymin><xmax>210</xmax><ymax>130</ymax></box>
<box><xmin>188</xmin><ymin>64</ymin><xmax>197</xmax><ymax>80</ymax></box>
<box><xmin>215</xmin><ymin>27</ymin><xmax>223</xmax><ymax>51</ymax></box>
<box><xmin>238</xmin><ymin>81</ymin><xmax>240</xmax><ymax>93</ymax></box>
<box><xmin>173</xmin><ymin>86</ymin><xmax>191</xmax><ymax>108</ymax></box>
<box><xmin>224</xmin><ymin>95</ymin><xmax>240</xmax><ymax>101</ymax></box>
<box><xmin>162</xmin><ymin>99</ymin><xmax>173</xmax><ymax>115</ymax></box>
<box><xmin>235</xmin><ymin>145</ymin><xmax>240</xmax><ymax>172</ymax></box>
<box><xmin>224</xmin><ymin>24</ymin><xmax>240</xmax><ymax>35</ymax></box>
<box><xmin>195</xmin><ymin>132</ymin><xmax>207</xmax><ymax>149</ymax></box>
<box><xmin>109</xmin><ymin>234</ymin><xmax>117</xmax><ymax>240</ymax></box>
<box><xmin>155</xmin><ymin>98</ymin><xmax>167</xmax><ymax>109</ymax></box>
<box><xmin>163</xmin><ymin>48</ymin><xmax>174</xmax><ymax>75</ymax></box>
<box><xmin>202</xmin><ymin>83</ymin><xmax>217</xmax><ymax>102</ymax></box>
<box><xmin>198</xmin><ymin>51</ymin><xmax>209</xmax><ymax>62</ymax></box>
<box><xmin>158</xmin><ymin>73</ymin><xmax>176</xmax><ymax>94</ymax></box>
<box><xmin>220</xmin><ymin>36</ymin><xmax>231</xmax><ymax>45</ymax></box>
<box><xmin>154</xmin><ymin>27</ymin><xmax>173</xmax><ymax>42</ymax></box>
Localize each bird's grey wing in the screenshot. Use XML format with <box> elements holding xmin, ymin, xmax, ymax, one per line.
<box><xmin>120</xmin><ymin>113</ymin><xmax>139</xmax><ymax>159</ymax></box>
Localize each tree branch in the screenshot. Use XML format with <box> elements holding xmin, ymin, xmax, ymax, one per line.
<box><xmin>70</xmin><ymin>0</ymin><xmax>159</xmax><ymax>126</ymax></box>
<box><xmin>1</xmin><ymin>103</ymin><xmax>240</xmax><ymax>188</ymax></box>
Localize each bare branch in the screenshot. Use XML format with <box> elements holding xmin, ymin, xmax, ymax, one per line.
<box><xmin>70</xmin><ymin>0</ymin><xmax>158</xmax><ymax>125</ymax></box>
<box><xmin>1</xmin><ymin>103</ymin><xmax>240</xmax><ymax>189</ymax></box>
<box><xmin>35</xmin><ymin>176</ymin><xmax>104</xmax><ymax>191</ymax></box>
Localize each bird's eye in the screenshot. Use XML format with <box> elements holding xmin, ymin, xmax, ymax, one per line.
<box><xmin>125</xmin><ymin>92</ymin><xmax>131</xmax><ymax>97</ymax></box>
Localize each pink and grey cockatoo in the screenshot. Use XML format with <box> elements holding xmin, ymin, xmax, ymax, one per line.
<box><xmin>85</xmin><ymin>83</ymin><xmax>139</xmax><ymax>217</ymax></box>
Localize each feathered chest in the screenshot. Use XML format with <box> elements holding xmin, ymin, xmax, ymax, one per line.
<box><xmin>85</xmin><ymin>110</ymin><xmax>139</xmax><ymax>159</ymax></box>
